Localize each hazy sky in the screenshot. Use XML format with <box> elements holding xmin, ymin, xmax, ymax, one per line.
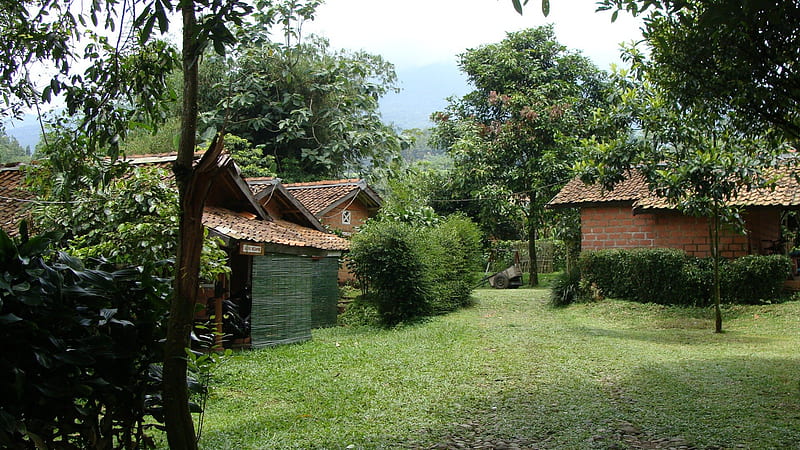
<box><xmin>304</xmin><ymin>0</ymin><xmax>645</xmax><ymax>71</ymax></box>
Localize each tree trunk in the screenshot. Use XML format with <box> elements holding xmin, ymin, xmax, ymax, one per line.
<box><xmin>710</xmin><ymin>206</ymin><xmax>723</xmax><ymax>333</ymax></box>
<box><xmin>163</xmin><ymin>3</ymin><xmax>201</xmax><ymax>448</ymax></box>
<box><xmin>528</xmin><ymin>192</ymin><xmax>539</xmax><ymax>287</ymax></box>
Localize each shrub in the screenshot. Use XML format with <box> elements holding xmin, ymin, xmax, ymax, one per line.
<box><xmin>578</xmin><ymin>248</ymin><xmax>791</xmax><ymax>306</ymax></box>
<box><xmin>626</xmin><ymin>248</ymin><xmax>689</xmax><ymax>304</ymax></box>
<box><xmin>722</xmin><ymin>254</ymin><xmax>791</xmax><ymax>303</ymax></box>
<box><xmin>348</xmin><ymin>215</ymin><xmax>483</xmax><ymax>326</ymax></box>
<box><xmin>423</xmin><ymin>215</ymin><xmax>483</xmax><ymax>314</ymax></box>
<box><xmin>549</xmin><ymin>267</ymin><xmax>583</xmax><ymax>307</ymax></box>
<box><xmin>577</xmin><ymin>248</ymin><xmax>635</xmax><ymax>299</ymax></box>
<box><xmin>0</xmin><ymin>227</ymin><xmax>170</xmax><ymax>448</ymax></box>
<box><xmin>337</xmin><ymin>295</ymin><xmax>382</xmax><ymax>327</ymax></box>
<box><xmin>348</xmin><ymin>221</ymin><xmax>431</xmax><ymax>326</ymax></box>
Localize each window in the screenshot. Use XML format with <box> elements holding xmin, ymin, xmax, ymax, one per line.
<box><xmin>341</xmin><ymin>210</ymin><xmax>351</xmax><ymax>225</ymax></box>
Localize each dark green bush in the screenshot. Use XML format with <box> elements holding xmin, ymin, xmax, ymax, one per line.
<box><xmin>722</xmin><ymin>254</ymin><xmax>791</xmax><ymax>304</ymax></box>
<box><xmin>423</xmin><ymin>215</ymin><xmax>483</xmax><ymax>314</ymax></box>
<box><xmin>337</xmin><ymin>296</ymin><xmax>382</xmax><ymax>327</ymax></box>
<box><xmin>348</xmin><ymin>215</ymin><xmax>483</xmax><ymax>326</ymax></box>
<box><xmin>578</xmin><ymin>248</ymin><xmax>791</xmax><ymax>306</ymax></box>
<box><xmin>578</xmin><ymin>248</ymin><xmax>635</xmax><ymax>299</ymax></box>
<box><xmin>549</xmin><ymin>267</ymin><xmax>583</xmax><ymax>307</ymax></box>
<box><xmin>348</xmin><ymin>221</ymin><xmax>431</xmax><ymax>326</ymax></box>
<box><xmin>626</xmin><ymin>248</ymin><xmax>689</xmax><ymax>304</ymax></box>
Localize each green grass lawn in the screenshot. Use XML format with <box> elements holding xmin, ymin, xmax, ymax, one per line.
<box><xmin>192</xmin><ymin>288</ymin><xmax>800</xmax><ymax>449</ymax></box>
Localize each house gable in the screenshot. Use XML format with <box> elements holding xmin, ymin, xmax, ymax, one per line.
<box><xmin>247</xmin><ymin>177</ymin><xmax>324</xmax><ymax>231</ymax></box>
<box><xmin>284</xmin><ymin>179</ymin><xmax>382</xmax><ymax>234</ymax></box>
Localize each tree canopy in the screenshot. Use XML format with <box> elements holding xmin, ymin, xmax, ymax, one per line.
<box><xmin>575</xmin><ymin>44</ymin><xmax>792</xmax><ymax>332</ymax></box>
<box><xmin>432</xmin><ymin>26</ymin><xmax>610</xmax><ymax>284</ymax></box>
<box><xmin>198</xmin><ymin>11</ymin><xmax>403</xmax><ymax>181</ymax></box>
<box><xmin>598</xmin><ymin>0</ymin><xmax>800</xmax><ymax>139</ymax></box>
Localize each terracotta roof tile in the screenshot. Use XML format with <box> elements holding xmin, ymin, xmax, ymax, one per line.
<box><xmin>548</xmin><ymin>167</ymin><xmax>800</xmax><ymax>210</ymax></box>
<box><xmin>203</xmin><ymin>207</ymin><xmax>349</xmax><ymax>251</ymax></box>
<box><xmin>283</xmin><ymin>179</ymin><xmax>363</xmax><ymax>216</ymax></box>
<box><xmin>548</xmin><ymin>171</ymin><xmax>649</xmax><ymax>206</ymax></box>
<box><xmin>0</xmin><ymin>167</ymin><xmax>33</xmax><ymax>237</ymax></box>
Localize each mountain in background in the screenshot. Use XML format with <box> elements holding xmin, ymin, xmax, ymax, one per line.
<box><xmin>3</xmin><ymin>113</ymin><xmax>41</xmax><ymax>152</ymax></box>
<box><xmin>3</xmin><ymin>62</ymin><xmax>470</xmax><ymax>150</ymax></box>
<box><xmin>380</xmin><ymin>62</ymin><xmax>470</xmax><ymax>130</ymax></box>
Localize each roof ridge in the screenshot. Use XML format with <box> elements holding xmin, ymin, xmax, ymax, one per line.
<box><xmin>284</xmin><ymin>178</ymin><xmax>362</xmax><ymax>189</ymax></box>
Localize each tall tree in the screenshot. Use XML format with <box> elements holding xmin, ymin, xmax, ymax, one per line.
<box><xmin>576</xmin><ymin>52</ymin><xmax>789</xmax><ymax>333</ymax></box>
<box><xmin>198</xmin><ymin>6</ymin><xmax>403</xmax><ymax>181</ymax></box>
<box><xmin>598</xmin><ymin>0</ymin><xmax>800</xmax><ymax>139</ymax></box>
<box><xmin>1</xmin><ymin>0</ymin><xmax>250</xmax><ymax>448</ymax></box>
<box><xmin>432</xmin><ymin>26</ymin><xmax>610</xmax><ymax>285</ymax></box>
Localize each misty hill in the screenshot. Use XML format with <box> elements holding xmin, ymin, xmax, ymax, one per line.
<box><xmin>3</xmin><ymin>114</ymin><xmax>41</xmax><ymax>151</ymax></box>
<box><xmin>380</xmin><ymin>62</ymin><xmax>470</xmax><ymax>130</ymax></box>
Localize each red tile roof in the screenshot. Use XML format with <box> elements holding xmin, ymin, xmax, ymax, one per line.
<box><xmin>548</xmin><ymin>167</ymin><xmax>800</xmax><ymax>210</ymax></box>
<box><xmin>0</xmin><ymin>166</ymin><xmax>33</xmax><ymax>237</ymax></box>
<box><xmin>283</xmin><ymin>179</ymin><xmax>380</xmax><ymax>216</ymax></box>
<box><xmin>203</xmin><ymin>207</ymin><xmax>349</xmax><ymax>251</ymax></box>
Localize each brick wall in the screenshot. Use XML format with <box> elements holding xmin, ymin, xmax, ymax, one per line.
<box><xmin>319</xmin><ymin>200</ymin><xmax>371</xmax><ymax>235</ymax></box>
<box><xmin>316</xmin><ymin>200</ymin><xmax>372</xmax><ymax>284</ymax></box>
<box><xmin>580</xmin><ymin>205</ymin><xmax>781</xmax><ymax>258</ymax></box>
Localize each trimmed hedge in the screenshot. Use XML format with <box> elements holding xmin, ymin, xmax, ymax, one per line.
<box><xmin>578</xmin><ymin>248</ymin><xmax>791</xmax><ymax>306</ymax></box>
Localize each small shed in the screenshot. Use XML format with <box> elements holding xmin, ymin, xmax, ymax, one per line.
<box><xmin>203</xmin><ymin>207</ymin><xmax>349</xmax><ymax>348</ymax></box>
<box><xmin>125</xmin><ymin>153</ymin><xmax>350</xmax><ymax>347</ymax></box>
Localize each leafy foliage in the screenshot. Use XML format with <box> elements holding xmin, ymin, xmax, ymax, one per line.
<box><xmin>198</xmin><ymin>4</ymin><xmax>404</xmax><ymax>181</ymax></box>
<box><xmin>548</xmin><ymin>266</ymin><xmax>582</xmax><ymax>307</ymax></box>
<box><xmin>0</xmin><ymin>227</ymin><xmax>170</xmax><ymax>448</ymax></box>
<box><xmin>219</xmin><ymin>134</ymin><xmax>276</xmax><ymax>179</ymax></box>
<box><xmin>348</xmin><ymin>215</ymin><xmax>483</xmax><ymax>326</ymax></box>
<box><xmin>431</xmin><ymin>26</ymin><xmax>611</xmax><ymax>283</ymax></box>
<box><xmin>28</xmin><ymin>164</ymin><xmax>230</xmax><ymax>282</ymax></box>
<box><xmin>598</xmin><ymin>0</ymin><xmax>800</xmax><ymax>139</ymax></box>
<box><xmin>422</xmin><ymin>215</ymin><xmax>483</xmax><ymax>314</ymax></box>
<box><xmin>348</xmin><ymin>221</ymin><xmax>431</xmax><ymax>326</ymax></box>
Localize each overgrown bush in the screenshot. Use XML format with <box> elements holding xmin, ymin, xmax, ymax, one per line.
<box><xmin>423</xmin><ymin>215</ymin><xmax>483</xmax><ymax>314</ymax></box>
<box><xmin>348</xmin><ymin>221</ymin><xmax>431</xmax><ymax>326</ymax></box>
<box><xmin>0</xmin><ymin>227</ymin><xmax>170</xmax><ymax>448</ymax></box>
<box><xmin>348</xmin><ymin>215</ymin><xmax>483</xmax><ymax>326</ymax></box>
<box><xmin>578</xmin><ymin>248</ymin><xmax>791</xmax><ymax>306</ymax></box>
<box><xmin>337</xmin><ymin>296</ymin><xmax>382</xmax><ymax>327</ymax></box>
<box><xmin>722</xmin><ymin>254</ymin><xmax>792</xmax><ymax>304</ymax></box>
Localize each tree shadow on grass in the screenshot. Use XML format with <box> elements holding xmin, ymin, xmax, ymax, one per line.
<box><xmin>605</xmin><ymin>356</ymin><xmax>800</xmax><ymax>449</ymax></box>
<box><xmin>388</xmin><ymin>357</ymin><xmax>799</xmax><ymax>449</ymax></box>
<box><xmin>570</xmin><ymin>326</ymin><xmax>780</xmax><ymax>346</ymax></box>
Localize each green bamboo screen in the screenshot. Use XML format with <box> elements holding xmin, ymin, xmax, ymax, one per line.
<box><xmin>250</xmin><ymin>254</ymin><xmax>313</xmax><ymax>348</ymax></box>
<box><xmin>311</xmin><ymin>257</ymin><xmax>339</xmax><ymax>328</ymax></box>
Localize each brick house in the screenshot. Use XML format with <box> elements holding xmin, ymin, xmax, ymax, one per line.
<box><xmin>548</xmin><ymin>169</ymin><xmax>800</xmax><ymax>259</ymax></box>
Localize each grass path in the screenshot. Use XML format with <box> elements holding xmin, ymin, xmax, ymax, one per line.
<box><xmin>196</xmin><ymin>288</ymin><xmax>800</xmax><ymax>449</ymax></box>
